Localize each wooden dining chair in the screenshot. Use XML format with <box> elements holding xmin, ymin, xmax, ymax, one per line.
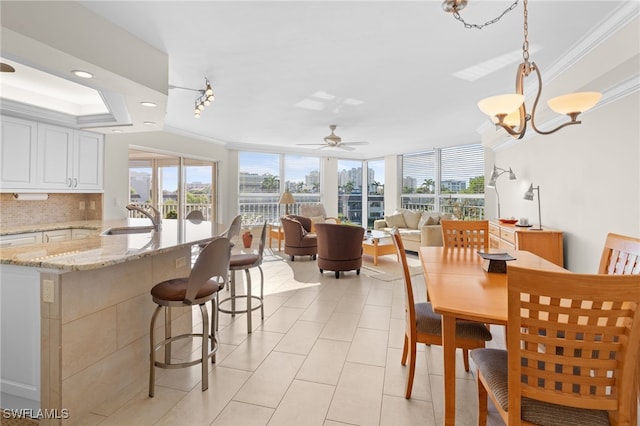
<box><xmin>598</xmin><ymin>232</ymin><xmax>640</xmax><ymax>418</ymax></box>
<box><xmin>471</xmin><ymin>266</ymin><xmax>640</xmax><ymax>426</ymax></box>
<box><xmin>598</xmin><ymin>232</ymin><xmax>640</xmax><ymax>275</ymax></box>
<box><xmin>390</xmin><ymin>227</ymin><xmax>492</xmax><ymax>399</ymax></box>
<box><xmin>440</xmin><ymin>220</ymin><xmax>489</xmax><ymax>251</ymax></box>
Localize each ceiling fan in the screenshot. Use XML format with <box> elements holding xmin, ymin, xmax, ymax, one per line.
<box><xmin>297</xmin><ymin>125</ymin><xmax>369</xmax><ymax>151</ymax></box>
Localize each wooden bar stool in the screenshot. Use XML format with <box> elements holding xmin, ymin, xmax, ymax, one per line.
<box><xmin>218</xmin><ymin>222</ymin><xmax>267</xmax><ymax>333</ymax></box>
<box><xmin>149</xmin><ymin>236</ymin><xmax>231</xmax><ymax>397</ymax></box>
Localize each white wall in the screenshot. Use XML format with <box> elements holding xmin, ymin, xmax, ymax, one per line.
<box><xmin>488</xmin><ymin>92</ymin><xmax>640</xmax><ymax>273</ymax></box>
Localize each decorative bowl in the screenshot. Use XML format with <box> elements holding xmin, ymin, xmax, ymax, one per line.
<box><xmin>499</xmin><ymin>218</ymin><xmax>518</xmax><ymax>224</ymax></box>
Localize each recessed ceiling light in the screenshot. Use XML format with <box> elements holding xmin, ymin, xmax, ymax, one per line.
<box><xmin>112</xmin><ymin>129</ymin><xmax>123</xmax><ymax>133</ymax></box>
<box><xmin>71</xmin><ymin>70</ymin><xmax>93</xmax><ymax>79</ymax></box>
<box><xmin>140</xmin><ymin>101</ymin><xmax>157</xmax><ymax>107</ymax></box>
<box><xmin>143</xmin><ymin>121</ymin><xmax>155</xmax><ymax>125</ymax></box>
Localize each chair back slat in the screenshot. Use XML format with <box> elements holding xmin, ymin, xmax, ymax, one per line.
<box><xmin>598</xmin><ymin>233</ymin><xmax>640</xmax><ymax>275</ymax></box>
<box><xmin>506</xmin><ymin>266</ymin><xmax>640</xmax><ymax>424</ymax></box>
<box><xmin>441</xmin><ymin>220</ymin><xmax>489</xmax><ymax>251</ymax></box>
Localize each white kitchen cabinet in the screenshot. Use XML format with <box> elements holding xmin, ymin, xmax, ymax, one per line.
<box><xmin>36</xmin><ymin>125</ymin><xmax>104</xmax><ymax>191</ymax></box>
<box><xmin>36</xmin><ymin>123</ymin><xmax>74</xmax><ymax>190</ymax></box>
<box><xmin>0</xmin><ymin>232</ymin><xmax>43</xmax><ymax>248</ymax></box>
<box><xmin>74</xmin><ymin>130</ymin><xmax>103</xmax><ymax>190</ymax></box>
<box><xmin>0</xmin><ymin>116</ymin><xmax>37</xmax><ymax>189</ymax></box>
<box><xmin>42</xmin><ymin>229</ymin><xmax>72</xmax><ymax>243</ymax></box>
<box><xmin>0</xmin><ymin>116</ymin><xmax>104</xmax><ymax>193</ymax></box>
<box><xmin>0</xmin><ymin>265</ymin><xmax>40</xmax><ymax>410</ymax></box>
<box><xmin>71</xmin><ymin>228</ymin><xmax>97</xmax><ymax>239</ymax></box>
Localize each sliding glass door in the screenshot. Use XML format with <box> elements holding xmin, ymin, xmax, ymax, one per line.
<box><xmin>128</xmin><ymin>149</ymin><xmax>217</xmax><ymax>222</ymax></box>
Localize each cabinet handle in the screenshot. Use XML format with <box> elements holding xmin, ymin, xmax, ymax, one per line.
<box><xmin>45</xmin><ymin>234</ymin><xmax>50</xmax><ymax>243</ymax></box>
<box><xmin>68</xmin><ymin>178</ymin><xmax>72</xmax><ymax>187</ymax></box>
<box><xmin>73</xmin><ymin>178</ymin><xmax>78</xmax><ymax>187</ymax></box>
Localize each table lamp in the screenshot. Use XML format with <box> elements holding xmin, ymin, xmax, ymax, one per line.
<box><xmin>279</xmin><ymin>190</ymin><xmax>295</xmax><ymax>215</ymax></box>
<box><xmin>523</xmin><ymin>183</ymin><xmax>542</xmax><ymax>230</ymax></box>
<box><xmin>487</xmin><ymin>165</ymin><xmax>516</xmax><ymax>218</ymax></box>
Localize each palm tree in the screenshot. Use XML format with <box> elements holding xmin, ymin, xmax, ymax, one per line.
<box><xmin>261</xmin><ymin>174</ymin><xmax>280</xmax><ymax>192</ymax></box>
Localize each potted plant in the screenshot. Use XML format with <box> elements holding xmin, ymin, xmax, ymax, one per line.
<box><xmin>242</xmin><ymin>229</ymin><xmax>253</xmax><ymax>248</ymax></box>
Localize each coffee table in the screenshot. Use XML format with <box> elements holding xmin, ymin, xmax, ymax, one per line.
<box><xmin>362</xmin><ymin>230</ymin><xmax>397</xmax><ymax>266</ymax></box>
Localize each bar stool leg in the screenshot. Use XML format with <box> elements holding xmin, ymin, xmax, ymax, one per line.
<box><xmin>245</xmin><ymin>269</ymin><xmax>252</xmax><ymax>333</ymax></box>
<box><xmin>258</xmin><ymin>266</ymin><xmax>264</xmax><ymax>319</ymax></box>
<box><xmin>164</xmin><ymin>307</ymin><xmax>172</xmax><ymax>363</ymax></box>
<box><xmin>200</xmin><ymin>303</ymin><xmax>209</xmax><ymax>391</ymax></box>
<box><xmin>149</xmin><ymin>305</ymin><xmax>162</xmax><ymax>397</ymax></box>
<box><xmin>230</xmin><ymin>271</ymin><xmax>237</xmax><ymax>317</ymax></box>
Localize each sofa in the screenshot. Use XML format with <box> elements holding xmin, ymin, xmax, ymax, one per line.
<box><xmin>373</xmin><ymin>209</ymin><xmax>454</xmax><ymax>252</ymax></box>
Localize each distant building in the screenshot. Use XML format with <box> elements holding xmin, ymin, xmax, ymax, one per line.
<box><xmin>441</xmin><ymin>180</ymin><xmax>467</xmax><ymax>192</ymax></box>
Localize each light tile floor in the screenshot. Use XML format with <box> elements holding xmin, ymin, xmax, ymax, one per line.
<box><xmin>89</xmin><ymin>247</ymin><xmax>511</xmax><ymax>426</ymax></box>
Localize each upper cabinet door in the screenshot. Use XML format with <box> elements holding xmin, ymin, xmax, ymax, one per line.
<box><xmin>0</xmin><ymin>116</ymin><xmax>37</xmax><ymax>189</ymax></box>
<box><xmin>37</xmin><ymin>123</ymin><xmax>73</xmax><ymax>189</ymax></box>
<box><xmin>74</xmin><ymin>131</ymin><xmax>103</xmax><ymax>190</ymax></box>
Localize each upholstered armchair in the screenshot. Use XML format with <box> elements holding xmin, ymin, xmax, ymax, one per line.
<box><xmin>280</xmin><ymin>215</ymin><xmax>317</xmax><ymax>261</ymax></box>
<box><xmin>300</xmin><ymin>204</ymin><xmax>340</xmax><ymax>232</ymax></box>
<box><xmin>315</xmin><ymin>223</ymin><xmax>364</xmax><ymax>278</ymax></box>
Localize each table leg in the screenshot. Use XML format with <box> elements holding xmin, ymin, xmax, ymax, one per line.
<box><xmin>373</xmin><ymin>239</ymin><xmax>379</xmax><ymax>266</ymax></box>
<box><xmin>442</xmin><ymin>314</ymin><xmax>457</xmax><ymax>426</ymax></box>
<box><xmin>278</xmin><ymin>232</ymin><xmax>282</xmax><ymax>252</ymax></box>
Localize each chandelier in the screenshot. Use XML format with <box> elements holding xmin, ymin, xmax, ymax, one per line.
<box><xmin>445</xmin><ymin>0</ymin><xmax>602</xmax><ymax>139</ymax></box>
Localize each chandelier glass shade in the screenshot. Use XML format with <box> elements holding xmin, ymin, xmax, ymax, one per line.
<box><xmin>473</xmin><ymin>0</ymin><xmax>601</xmax><ymax>139</ymax></box>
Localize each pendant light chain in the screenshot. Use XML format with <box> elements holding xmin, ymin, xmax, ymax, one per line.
<box><xmin>522</xmin><ymin>0</ymin><xmax>529</xmax><ymax>62</ymax></box>
<box><xmin>450</xmin><ymin>0</ymin><xmax>519</xmax><ymax>30</ymax></box>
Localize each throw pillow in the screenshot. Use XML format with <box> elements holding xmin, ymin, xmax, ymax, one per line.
<box><xmin>385</xmin><ymin>213</ymin><xmax>407</xmax><ymax>228</ymax></box>
<box><xmin>287</xmin><ymin>217</ymin><xmax>307</xmax><ymax>236</ymax></box>
<box><xmin>401</xmin><ymin>210</ymin><xmax>422</xmax><ymax>229</ymax></box>
<box><xmin>418</xmin><ymin>212</ymin><xmax>439</xmax><ymax>228</ymax></box>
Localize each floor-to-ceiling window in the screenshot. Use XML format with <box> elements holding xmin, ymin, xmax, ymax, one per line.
<box><xmin>283</xmin><ymin>154</ymin><xmax>320</xmax><ymax>206</ymax></box>
<box><xmin>128</xmin><ymin>149</ymin><xmax>217</xmax><ymax>221</ymax></box>
<box><xmin>337</xmin><ymin>159</ymin><xmax>363</xmax><ymax>225</ymax></box>
<box><xmin>238</xmin><ymin>152</ymin><xmax>281</xmax><ymax>224</ymax></box>
<box><xmin>400</xmin><ymin>143</ymin><xmax>484</xmax><ymax>219</ymax></box>
<box><xmin>238</xmin><ymin>152</ymin><xmax>323</xmax><ymax>224</ymax></box>
<box><xmin>366</xmin><ymin>159</ymin><xmax>384</xmax><ymax>229</ymax></box>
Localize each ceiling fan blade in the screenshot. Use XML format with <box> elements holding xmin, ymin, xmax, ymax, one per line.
<box><xmin>336</xmin><ymin>144</ymin><xmax>356</xmax><ymax>151</ymax></box>
<box><xmin>296</xmin><ymin>143</ymin><xmax>327</xmax><ymax>146</ymax></box>
<box><xmin>341</xmin><ymin>141</ymin><xmax>368</xmax><ymax>146</ymax></box>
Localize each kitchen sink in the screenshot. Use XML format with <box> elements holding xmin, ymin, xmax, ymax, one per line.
<box><xmin>101</xmin><ymin>226</ymin><xmax>154</xmax><ymax>235</ymax></box>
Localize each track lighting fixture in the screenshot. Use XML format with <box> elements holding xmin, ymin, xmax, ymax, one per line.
<box><xmin>168</xmin><ymin>77</ymin><xmax>215</xmax><ymax>118</ymax></box>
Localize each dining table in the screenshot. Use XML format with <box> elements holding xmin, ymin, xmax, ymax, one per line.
<box><xmin>418</xmin><ymin>246</ymin><xmax>567</xmax><ymax>426</ymax></box>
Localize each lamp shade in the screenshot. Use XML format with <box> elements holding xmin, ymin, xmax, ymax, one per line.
<box><xmin>478</xmin><ymin>94</ymin><xmax>524</xmax><ymax>117</ymax></box>
<box><xmin>279</xmin><ymin>191</ymin><xmax>295</xmax><ymax>204</ymax></box>
<box><xmin>523</xmin><ymin>184</ymin><xmax>535</xmax><ymax>201</ymax></box>
<box><xmin>547</xmin><ymin>92</ymin><xmax>601</xmax><ymax>115</ymax></box>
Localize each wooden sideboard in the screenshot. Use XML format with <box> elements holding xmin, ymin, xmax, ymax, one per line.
<box><xmin>488</xmin><ymin>220</ymin><xmax>564</xmax><ymax>267</ymax></box>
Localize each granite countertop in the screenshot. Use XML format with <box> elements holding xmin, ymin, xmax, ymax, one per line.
<box><xmin>0</xmin><ymin>220</ymin><xmax>105</xmax><ymax>236</ymax></box>
<box><xmin>0</xmin><ymin>219</ymin><xmax>225</xmax><ymax>271</ymax></box>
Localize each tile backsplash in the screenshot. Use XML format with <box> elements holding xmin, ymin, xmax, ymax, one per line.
<box><xmin>0</xmin><ymin>193</ymin><xmax>103</xmax><ymax>228</ymax></box>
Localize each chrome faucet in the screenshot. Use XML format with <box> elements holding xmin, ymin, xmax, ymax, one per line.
<box><xmin>126</xmin><ymin>204</ymin><xmax>162</xmax><ymax>231</ymax></box>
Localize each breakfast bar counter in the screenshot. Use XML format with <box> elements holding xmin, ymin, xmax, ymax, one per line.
<box><xmin>0</xmin><ymin>219</ymin><xmax>225</xmax><ymax>424</ymax></box>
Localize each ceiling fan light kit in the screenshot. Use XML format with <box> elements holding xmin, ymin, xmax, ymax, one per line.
<box><xmin>445</xmin><ymin>0</ymin><xmax>601</xmax><ymax>139</ymax></box>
